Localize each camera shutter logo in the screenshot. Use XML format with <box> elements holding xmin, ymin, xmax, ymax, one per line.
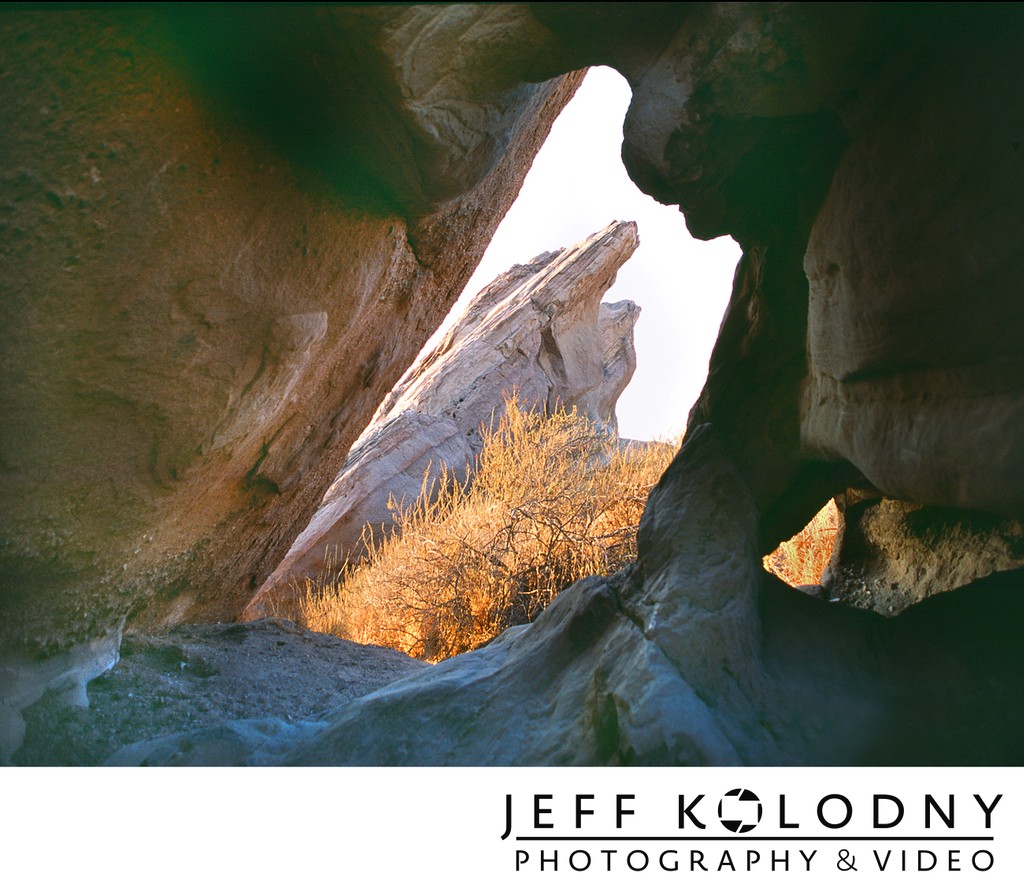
<box><xmin>718</xmin><ymin>788</ymin><xmax>763</xmax><ymax>833</ymax></box>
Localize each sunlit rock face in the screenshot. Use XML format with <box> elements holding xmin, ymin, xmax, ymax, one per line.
<box><xmin>248</xmin><ymin>221</ymin><xmax>640</xmax><ymax>611</ymax></box>
<box><xmin>5</xmin><ymin>3</ymin><xmax>1024</xmax><ymax>765</ymax></box>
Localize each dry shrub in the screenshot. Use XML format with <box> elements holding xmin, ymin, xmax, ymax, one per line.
<box><xmin>295</xmin><ymin>399</ymin><xmax>675</xmax><ymax>661</ymax></box>
<box><xmin>763</xmin><ymin>499</ymin><xmax>840</xmax><ymax>587</ymax></box>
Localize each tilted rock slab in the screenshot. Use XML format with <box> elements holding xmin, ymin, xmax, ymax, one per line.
<box><xmin>249</xmin><ymin>221</ymin><xmax>640</xmax><ymax>611</ymax></box>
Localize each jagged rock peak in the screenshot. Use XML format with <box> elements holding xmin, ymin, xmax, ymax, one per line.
<box><xmin>247</xmin><ymin>220</ymin><xmax>641</xmax><ymax>614</ymax></box>
<box><xmin>372</xmin><ymin>219</ymin><xmax>640</xmax><ymax>430</ymax></box>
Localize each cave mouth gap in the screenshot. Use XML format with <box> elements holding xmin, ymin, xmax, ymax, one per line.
<box><xmin>418</xmin><ymin>65</ymin><xmax>741</xmax><ymax>444</ymax></box>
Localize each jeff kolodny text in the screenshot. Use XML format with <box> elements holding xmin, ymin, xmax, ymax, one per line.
<box><xmin>501</xmin><ymin>788</ymin><xmax>1004</xmax><ymax>874</ymax></box>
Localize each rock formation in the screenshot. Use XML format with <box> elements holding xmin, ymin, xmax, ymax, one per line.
<box><xmin>820</xmin><ymin>489</ymin><xmax>1024</xmax><ymax>615</ymax></box>
<box><xmin>0</xmin><ymin>5</ymin><xmax>582</xmax><ymax>742</ymax></box>
<box><xmin>12</xmin><ymin>619</ymin><xmax>425</xmax><ymax>766</ymax></box>
<box><xmin>248</xmin><ymin>221</ymin><xmax>640</xmax><ymax>611</ymax></box>
<box><xmin>4</xmin><ymin>4</ymin><xmax>1024</xmax><ymax>765</ymax></box>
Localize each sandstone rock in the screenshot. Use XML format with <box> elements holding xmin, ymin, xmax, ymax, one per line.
<box><xmin>822</xmin><ymin>493</ymin><xmax>1024</xmax><ymax>615</ymax></box>
<box><xmin>649</xmin><ymin>5</ymin><xmax>1024</xmax><ymax>546</ymax></box>
<box><xmin>0</xmin><ymin>7</ymin><xmax>583</xmax><ymax>663</ymax></box>
<box><xmin>800</xmin><ymin>11</ymin><xmax>1024</xmax><ymax>518</ymax></box>
<box><xmin>12</xmin><ymin>619</ymin><xmax>425</xmax><ymax>766</ymax></box>
<box><xmin>0</xmin><ymin>626</ymin><xmax>121</xmax><ymax>763</ymax></box>
<box><xmin>248</xmin><ymin>222</ymin><xmax>640</xmax><ymax>611</ymax></box>
<box><xmin>371</xmin><ymin>221</ymin><xmax>640</xmax><ymax>435</ymax></box>
<box><xmin>0</xmin><ymin>6</ymin><xmax>584</xmax><ymax>749</ymax></box>
<box><xmin>249</xmin><ymin>3</ymin><xmax>1023</xmax><ymax>766</ymax></box>
<box><xmin>5</xmin><ymin>4</ymin><xmax>1024</xmax><ymax>767</ymax></box>
<box><xmin>247</xmin><ymin>409</ymin><xmax>477</xmax><ymax>618</ymax></box>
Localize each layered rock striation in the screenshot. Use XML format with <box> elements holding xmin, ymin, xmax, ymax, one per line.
<box><xmin>249</xmin><ymin>221</ymin><xmax>640</xmax><ymax>611</ymax></box>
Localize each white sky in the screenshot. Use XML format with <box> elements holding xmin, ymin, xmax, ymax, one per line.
<box><xmin>440</xmin><ymin>66</ymin><xmax>742</xmax><ymax>441</ymax></box>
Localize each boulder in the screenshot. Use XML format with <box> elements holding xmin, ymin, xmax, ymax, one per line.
<box><xmin>822</xmin><ymin>491</ymin><xmax>1024</xmax><ymax>615</ymax></box>
<box><xmin>248</xmin><ymin>221</ymin><xmax>640</xmax><ymax>611</ymax></box>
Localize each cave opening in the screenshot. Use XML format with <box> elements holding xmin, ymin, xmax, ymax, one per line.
<box><xmin>246</xmin><ymin>67</ymin><xmax>746</xmax><ymax>660</ymax></box>
<box><xmin>4</xmin><ymin>2</ymin><xmax>1022</xmax><ymax>775</ymax></box>
<box><xmin>425</xmin><ymin>66</ymin><xmax>742</xmax><ymax>443</ymax></box>
<box><xmin>762</xmin><ymin>498</ymin><xmax>840</xmax><ymax>590</ymax></box>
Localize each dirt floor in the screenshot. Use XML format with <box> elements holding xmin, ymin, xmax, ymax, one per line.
<box><xmin>13</xmin><ymin>618</ymin><xmax>426</xmax><ymax>766</ymax></box>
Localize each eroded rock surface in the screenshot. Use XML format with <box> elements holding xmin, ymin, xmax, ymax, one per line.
<box><xmin>112</xmin><ymin>430</ymin><xmax>1024</xmax><ymax>766</ymax></box>
<box><xmin>799</xmin><ymin>11</ymin><xmax>1024</xmax><ymax>519</ymax></box>
<box><xmin>822</xmin><ymin>491</ymin><xmax>1024</xmax><ymax>616</ymax></box>
<box><xmin>249</xmin><ymin>221</ymin><xmax>640</xmax><ymax>609</ymax></box>
<box><xmin>251</xmin><ymin>3</ymin><xmax>1022</xmax><ymax>766</ymax></box>
<box><xmin>0</xmin><ymin>7</ymin><xmax>582</xmax><ymax>657</ymax></box>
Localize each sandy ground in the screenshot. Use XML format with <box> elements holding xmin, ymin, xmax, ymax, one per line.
<box><xmin>13</xmin><ymin>618</ymin><xmax>426</xmax><ymax>766</ymax></box>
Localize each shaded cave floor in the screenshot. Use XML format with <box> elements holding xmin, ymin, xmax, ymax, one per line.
<box><xmin>12</xmin><ymin>618</ymin><xmax>425</xmax><ymax>766</ymax></box>
<box><xmin>11</xmin><ymin>567</ymin><xmax>1024</xmax><ymax>766</ymax></box>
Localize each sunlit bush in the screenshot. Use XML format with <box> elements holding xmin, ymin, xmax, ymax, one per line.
<box><xmin>762</xmin><ymin>499</ymin><xmax>840</xmax><ymax>588</ymax></box>
<box><xmin>291</xmin><ymin>399</ymin><xmax>675</xmax><ymax>661</ymax></box>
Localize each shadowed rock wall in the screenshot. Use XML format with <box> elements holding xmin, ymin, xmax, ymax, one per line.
<box><xmin>0</xmin><ymin>7</ymin><xmax>583</xmax><ymax>657</ymax></box>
